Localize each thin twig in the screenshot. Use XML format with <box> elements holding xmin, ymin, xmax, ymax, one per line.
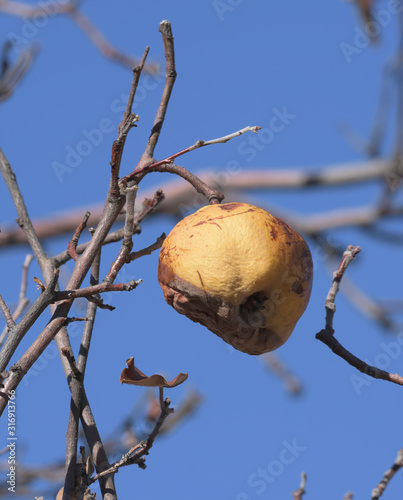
<box><xmin>138</xmin><ymin>125</ymin><xmax>261</xmax><ymax>172</ymax></box>
<box><xmin>120</xmin><ymin>47</ymin><xmax>150</xmax><ymax>133</ymax></box>
<box><xmin>133</xmin><ymin>189</ymin><xmax>166</xmax><ymax>225</ymax></box>
<box><xmin>140</xmin><ymin>20</ymin><xmax>176</xmax><ymax>161</ymax></box>
<box><xmin>324</xmin><ymin>245</ymin><xmax>362</xmax><ymax>330</ymax></box>
<box><xmin>54</xmin><ymin>280</ymin><xmax>142</xmax><ymax>302</ymax></box>
<box><xmin>316</xmin><ymin>245</ymin><xmax>403</xmax><ymax>387</ymax></box>
<box><xmin>121</xmin><ymin>127</ymin><xmax>263</xmax><ymax>202</ymax></box>
<box><xmin>77</xmin><ymin>249</ymin><xmax>101</xmax><ymax>376</ymax></box>
<box><xmin>0</xmin><ymin>268</ymin><xmax>59</xmax><ymax>373</ymax></box>
<box><xmin>0</xmin><ymin>43</ymin><xmax>37</xmax><ymax>102</ymax></box>
<box><xmin>0</xmin><ymin>295</ymin><xmax>15</xmax><ymax>330</ymax></box>
<box><xmin>371</xmin><ymin>447</ymin><xmax>403</xmax><ymax>499</ymax></box>
<box><xmin>128</xmin><ymin>234</ymin><xmax>165</xmax><ymax>262</ymax></box>
<box><xmin>292</xmin><ymin>472</ymin><xmax>307</xmax><ymax>500</ymax></box>
<box><xmin>0</xmin><ymin>148</ymin><xmax>47</xmax><ymax>262</ymax></box>
<box><xmin>53</xmin><ymin>190</ymin><xmax>165</xmax><ymax>267</ymax></box>
<box><xmin>67</xmin><ymin>211</ymin><xmax>91</xmax><ymax>261</ymax></box>
<box><xmin>90</xmin><ymin>393</ymin><xmax>174</xmax><ymax>482</ymax></box>
<box><xmin>104</xmin><ymin>184</ymin><xmax>138</xmax><ymax>284</ymax></box>
<box><xmin>109</xmin><ymin>46</ymin><xmax>149</xmax><ymax>197</ymax></box>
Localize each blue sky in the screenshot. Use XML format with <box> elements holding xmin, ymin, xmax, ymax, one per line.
<box><xmin>1</xmin><ymin>1</ymin><xmax>403</xmax><ymax>499</ymax></box>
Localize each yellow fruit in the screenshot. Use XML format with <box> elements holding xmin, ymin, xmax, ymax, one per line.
<box><xmin>158</xmin><ymin>202</ymin><xmax>313</xmax><ymax>355</ymax></box>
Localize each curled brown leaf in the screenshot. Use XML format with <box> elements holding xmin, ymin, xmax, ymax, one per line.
<box><xmin>120</xmin><ymin>357</ymin><xmax>188</xmax><ymax>388</ymax></box>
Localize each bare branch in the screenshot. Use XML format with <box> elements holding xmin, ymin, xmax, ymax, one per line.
<box><xmin>53</xmin><ymin>190</ymin><xmax>165</xmax><ymax>267</ymax></box>
<box><xmin>139</xmin><ymin>20</ymin><xmax>176</xmax><ymax>161</ymax></box>
<box><xmin>324</xmin><ymin>245</ymin><xmax>362</xmax><ymax>329</ymax></box>
<box><xmin>109</xmin><ymin>47</ymin><xmax>149</xmax><ymax>197</ymax></box>
<box><xmin>0</xmin><ymin>148</ymin><xmax>47</xmax><ymax>262</ymax></box>
<box><xmin>54</xmin><ymin>279</ymin><xmax>142</xmax><ymax>302</ymax></box>
<box><xmin>292</xmin><ymin>472</ymin><xmax>307</xmax><ymax>500</ymax></box>
<box><xmin>0</xmin><ymin>158</ymin><xmax>399</xmax><ymax>248</ymax></box>
<box><xmin>128</xmin><ymin>233</ymin><xmax>165</xmax><ymax>262</ymax></box>
<box><xmin>135</xmin><ymin>125</ymin><xmax>262</xmax><ymax>172</ymax></box>
<box><xmin>371</xmin><ymin>447</ymin><xmax>403</xmax><ymax>499</ymax></box>
<box><xmin>90</xmin><ymin>393</ymin><xmax>174</xmax><ymax>482</ymax></box>
<box><xmin>103</xmin><ymin>185</ymin><xmax>138</xmax><ymax>284</ymax></box>
<box><xmin>0</xmin><ymin>267</ymin><xmax>59</xmax><ymax>373</ymax></box>
<box><xmin>316</xmin><ymin>246</ymin><xmax>403</xmax><ymax>387</ymax></box>
<box><xmin>120</xmin><ymin>47</ymin><xmax>150</xmax><ymax>133</ymax></box>
<box><xmin>0</xmin><ymin>43</ymin><xmax>36</xmax><ymax>101</ymax></box>
<box><xmin>77</xmin><ymin>249</ymin><xmax>101</xmax><ymax>376</ymax></box>
<box><xmin>122</xmin><ymin>127</ymin><xmax>262</xmax><ymax>204</ymax></box>
<box><xmin>0</xmin><ymin>294</ymin><xmax>15</xmax><ymax>330</ymax></box>
<box><xmin>67</xmin><ymin>211</ymin><xmax>91</xmax><ymax>261</ymax></box>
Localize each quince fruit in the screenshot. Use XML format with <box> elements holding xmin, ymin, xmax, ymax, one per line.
<box><xmin>158</xmin><ymin>202</ymin><xmax>313</xmax><ymax>355</ymax></box>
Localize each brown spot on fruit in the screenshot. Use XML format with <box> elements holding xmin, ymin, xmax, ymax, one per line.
<box><xmin>219</xmin><ymin>203</ymin><xmax>242</xmax><ymax>211</ymax></box>
<box><xmin>292</xmin><ymin>280</ymin><xmax>304</xmax><ymax>295</ymax></box>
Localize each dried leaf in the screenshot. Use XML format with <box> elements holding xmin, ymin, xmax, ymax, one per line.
<box><xmin>120</xmin><ymin>357</ymin><xmax>188</xmax><ymax>388</ymax></box>
<box><xmin>33</xmin><ymin>276</ymin><xmax>45</xmax><ymax>291</ymax></box>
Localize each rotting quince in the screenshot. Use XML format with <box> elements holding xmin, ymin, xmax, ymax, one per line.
<box><xmin>158</xmin><ymin>202</ymin><xmax>313</xmax><ymax>355</ymax></box>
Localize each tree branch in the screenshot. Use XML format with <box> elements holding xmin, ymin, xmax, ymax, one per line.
<box><xmin>54</xmin><ymin>279</ymin><xmax>142</xmax><ymax>302</ymax></box>
<box><xmin>292</xmin><ymin>472</ymin><xmax>307</xmax><ymax>500</ymax></box>
<box><xmin>133</xmin><ymin>125</ymin><xmax>261</xmax><ymax>173</ymax></box>
<box><xmin>89</xmin><ymin>391</ymin><xmax>174</xmax><ymax>482</ymax></box>
<box><xmin>0</xmin><ymin>158</ymin><xmax>399</xmax><ymax>248</ymax></box>
<box><xmin>0</xmin><ymin>148</ymin><xmax>47</xmax><ymax>262</ymax></box>
<box><xmin>127</xmin><ymin>233</ymin><xmax>165</xmax><ymax>262</ymax></box>
<box><xmin>371</xmin><ymin>447</ymin><xmax>403</xmax><ymax>499</ymax></box>
<box><xmin>0</xmin><ymin>294</ymin><xmax>15</xmax><ymax>330</ymax></box>
<box><xmin>67</xmin><ymin>211</ymin><xmax>91</xmax><ymax>261</ymax></box>
<box><xmin>139</xmin><ymin>20</ymin><xmax>176</xmax><ymax>161</ymax></box>
<box><xmin>316</xmin><ymin>245</ymin><xmax>403</xmax><ymax>387</ymax></box>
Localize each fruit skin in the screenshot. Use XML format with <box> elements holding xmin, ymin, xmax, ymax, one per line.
<box><xmin>158</xmin><ymin>202</ymin><xmax>313</xmax><ymax>355</ymax></box>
